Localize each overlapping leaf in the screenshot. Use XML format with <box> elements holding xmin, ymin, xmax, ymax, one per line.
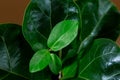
<box><xmin>22</xmin><ymin>0</ymin><xmax>120</xmax><ymax>79</ymax></box>
<box><xmin>76</xmin><ymin>0</ymin><xmax>120</xmax><ymax>41</ymax></box>
<box><xmin>47</xmin><ymin>20</ymin><xmax>78</xmax><ymax>51</ymax></box>
<box><xmin>49</xmin><ymin>54</ymin><xmax>62</xmax><ymax>74</ymax></box>
<box><xmin>30</xmin><ymin>49</ymin><xmax>51</xmax><ymax>73</ymax></box>
<box><xmin>62</xmin><ymin>61</ymin><xmax>77</xmax><ymax>79</ymax></box>
<box><xmin>22</xmin><ymin>0</ymin><xmax>78</xmax><ymax>51</ymax></box>
<box><xmin>75</xmin><ymin>0</ymin><xmax>120</xmax><ymax>57</ymax></box>
<box><xmin>79</xmin><ymin>39</ymin><xmax>120</xmax><ymax>80</ymax></box>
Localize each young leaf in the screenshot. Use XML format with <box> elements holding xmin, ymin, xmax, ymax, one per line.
<box><xmin>62</xmin><ymin>61</ymin><xmax>77</xmax><ymax>79</ymax></box>
<box><xmin>49</xmin><ymin>54</ymin><xmax>62</xmax><ymax>74</ymax></box>
<box><xmin>47</xmin><ymin>20</ymin><xmax>78</xmax><ymax>51</ymax></box>
<box><xmin>30</xmin><ymin>49</ymin><xmax>51</xmax><ymax>73</ymax></box>
<box><xmin>78</xmin><ymin>39</ymin><xmax>120</xmax><ymax>80</ymax></box>
<box><xmin>22</xmin><ymin>0</ymin><xmax>78</xmax><ymax>51</ymax></box>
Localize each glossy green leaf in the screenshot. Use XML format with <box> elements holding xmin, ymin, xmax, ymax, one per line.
<box><xmin>62</xmin><ymin>61</ymin><xmax>77</xmax><ymax>79</ymax></box>
<box><xmin>47</xmin><ymin>20</ymin><xmax>78</xmax><ymax>51</ymax></box>
<box><xmin>75</xmin><ymin>0</ymin><xmax>120</xmax><ymax>58</ymax></box>
<box><xmin>0</xmin><ymin>24</ymin><xmax>34</xmax><ymax>80</ymax></box>
<box><xmin>22</xmin><ymin>0</ymin><xmax>120</xmax><ymax>79</ymax></box>
<box><xmin>78</xmin><ymin>39</ymin><xmax>120</xmax><ymax>80</ymax></box>
<box><xmin>76</xmin><ymin>0</ymin><xmax>120</xmax><ymax>41</ymax></box>
<box><xmin>30</xmin><ymin>49</ymin><xmax>51</xmax><ymax>73</ymax></box>
<box><xmin>49</xmin><ymin>54</ymin><xmax>62</xmax><ymax>74</ymax></box>
<box><xmin>22</xmin><ymin>0</ymin><xmax>78</xmax><ymax>51</ymax></box>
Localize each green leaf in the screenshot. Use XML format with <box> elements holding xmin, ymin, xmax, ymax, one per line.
<box><xmin>0</xmin><ymin>24</ymin><xmax>34</xmax><ymax>80</ymax></box>
<box><xmin>22</xmin><ymin>0</ymin><xmax>120</xmax><ymax>79</ymax></box>
<box><xmin>62</xmin><ymin>61</ymin><xmax>77</xmax><ymax>79</ymax></box>
<box><xmin>30</xmin><ymin>49</ymin><xmax>51</xmax><ymax>73</ymax></box>
<box><xmin>49</xmin><ymin>54</ymin><xmax>62</xmax><ymax>74</ymax></box>
<box><xmin>78</xmin><ymin>38</ymin><xmax>120</xmax><ymax>80</ymax></box>
<box><xmin>75</xmin><ymin>0</ymin><xmax>120</xmax><ymax>58</ymax></box>
<box><xmin>47</xmin><ymin>20</ymin><xmax>78</xmax><ymax>51</ymax></box>
<box><xmin>76</xmin><ymin>0</ymin><xmax>120</xmax><ymax>41</ymax></box>
<box><xmin>22</xmin><ymin>0</ymin><xmax>78</xmax><ymax>51</ymax></box>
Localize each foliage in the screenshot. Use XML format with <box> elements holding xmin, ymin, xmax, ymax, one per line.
<box><xmin>0</xmin><ymin>24</ymin><xmax>33</xmax><ymax>80</ymax></box>
<box><xmin>22</xmin><ymin>0</ymin><xmax>120</xmax><ymax>79</ymax></box>
<box><xmin>0</xmin><ymin>0</ymin><xmax>120</xmax><ymax>80</ymax></box>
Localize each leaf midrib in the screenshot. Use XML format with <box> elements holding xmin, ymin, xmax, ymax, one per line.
<box><xmin>79</xmin><ymin>45</ymin><xmax>115</xmax><ymax>74</ymax></box>
<box><xmin>0</xmin><ymin>67</ymin><xmax>29</xmax><ymax>80</ymax></box>
<box><xmin>0</xmin><ymin>36</ymin><xmax>30</xmax><ymax>80</ymax></box>
<box><xmin>77</xmin><ymin>3</ymin><xmax>113</xmax><ymax>55</ymax></box>
<box><xmin>79</xmin><ymin>3</ymin><xmax>113</xmax><ymax>74</ymax></box>
<box><xmin>88</xmin><ymin>2</ymin><xmax>112</xmax><ymax>36</ymax></box>
<box><xmin>0</xmin><ymin>36</ymin><xmax>12</xmax><ymax>71</ymax></box>
<box><xmin>51</xmin><ymin>24</ymin><xmax>77</xmax><ymax>50</ymax></box>
<box><xmin>0</xmin><ymin>73</ymin><xmax>9</xmax><ymax>80</ymax></box>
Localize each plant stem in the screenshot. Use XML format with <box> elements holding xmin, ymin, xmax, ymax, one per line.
<box><xmin>59</xmin><ymin>71</ymin><xmax>62</xmax><ymax>80</ymax></box>
<box><xmin>58</xmin><ymin>50</ymin><xmax>62</xmax><ymax>80</ymax></box>
<box><xmin>59</xmin><ymin>50</ymin><xmax>62</xmax><ymax>59</ymax></box>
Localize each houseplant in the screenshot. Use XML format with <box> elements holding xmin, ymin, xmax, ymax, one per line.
<box><xmin>22</xmin><ymin>0</ymin><xmax>120</xmax><ymax>79</ymax></box>
<box><xmin>0</xmin><ymin>0</ymin><xmax>120</xmax><ymax>80</ymax></box>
